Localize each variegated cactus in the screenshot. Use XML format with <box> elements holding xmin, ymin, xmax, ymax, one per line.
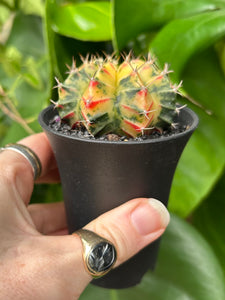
<box><xmin>54</xmin><ymin>53</ymin><xmax>182</xmax><ymax>138</ymax></box>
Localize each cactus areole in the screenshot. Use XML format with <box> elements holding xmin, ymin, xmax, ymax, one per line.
<box><xmin>54</xmin><ymin>54</ymin><xmax>182</xmax><ymax>138</ymax></box>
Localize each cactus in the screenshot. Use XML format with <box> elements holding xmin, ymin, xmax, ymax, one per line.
<box><xmin>54</xmin><ymin>53</ymin><xmax>182</xmax><ymax>138</ymax></box>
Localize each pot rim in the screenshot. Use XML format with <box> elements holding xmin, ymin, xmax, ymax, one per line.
<box><xmin>38</xmin><ymin>105</ymin><xmax>199</xmax><ymax>145</ymax></box>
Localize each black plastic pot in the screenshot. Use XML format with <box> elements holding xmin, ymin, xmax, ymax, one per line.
<box><xmin>39</xmin><ymin>105</ymin><xmax>198</xmax><ymax>289</ymax></box>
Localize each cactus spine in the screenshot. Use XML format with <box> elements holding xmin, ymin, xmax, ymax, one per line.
<box><xmin>54</xmin><ymin>54</ymin><xmax>181</xmax><ymax>138</ymax></box>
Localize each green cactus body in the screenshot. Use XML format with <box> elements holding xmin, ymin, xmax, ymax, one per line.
<box><xmin>56</xmin><ymin>55</ymin><xmax>178</xmax><ymax>138</ymax></box>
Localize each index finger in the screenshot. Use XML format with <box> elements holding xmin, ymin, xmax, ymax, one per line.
<box><xmin>0</xmin><ymin>132</ymin><xmax>60</xmax><ymax>206</ymax></box>
<box><xmin>19</xmin><ymin>132</ymin><xmax>60</xmax><ymax>183</ymax></box>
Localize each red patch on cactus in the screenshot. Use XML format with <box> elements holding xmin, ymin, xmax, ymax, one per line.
<box><xmin>137</xmin><ymin>88</ymin><xmax>148</xmax><ymax>97</ymax></box>
<box><xmin>56</xmin><ymin>104</ymin><xmax>64</xmax><ymax>109</ymax></box>
<box><xmin>120</xmin><ymin>62</ymin><xmax>128</xmax><ymax>69</ymax></box>
<box><xmin>102</xmin><ymin>68</ymin><xmax>113</xmax><ymax>77</ymax></box>
<box><xmin>89</xmin><ymin>80</ymin><xmax>99</xmax><ymax>88</ymax></box>
<box><xmin>81</xmin><ymin>110</ymin><xmax>89</xmax><ymax>122</ymax></box>
<box><xmin>64</xmin><ymin>112</ymin><xmax>75</xmax><ymax>119</ymax></box>
<box><xmin>60</xmin><ymin>87</ymin><xmax>66</xmax><ymax>96</ymax></box>
<box><xmin>146</xmin><ymin>101</ymin><xmax>154</xmax><ymax>112</ymax></box>
<box><xmin>110</xmin><ymin>62</ymin><xmax>116</xmax><ymax>69</ymax></box>
<box><xmin>71</xmin><ymin>121</ymin><xmax>80</xmax><ymax>129</ymax></box>
<box><xmin>83</xmin><ymin>97</ymin><xmax>111</xmax><ymax>109</ymax></box>
<box><xmin>122</xmin><ymin>104</ymin><xmax>139</xmax><ymax>114</ymax></box>
<box><xmin>156</xmin><ymin>75</ymin><xmax>163</xmax><ymax>80</ymax></box>
<box><xmin>124</xmin><ymin>119</ymin><xmax>142</xmax><ymax>132</ymax></box>
<box><xmin>146</xmin><ymin>114</ymin><xmax>154</xmax><ymax>123</ymax></box>
<box><xmin>142</xmin><ymin>65</ymin><xmax>151</xmax><ymax>71</ymax></box>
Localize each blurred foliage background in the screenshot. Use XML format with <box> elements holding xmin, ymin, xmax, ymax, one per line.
<box><xmin>0</xmin><ymin>0</ymin><xmax>225</xmax><ymax>299</ymax></box>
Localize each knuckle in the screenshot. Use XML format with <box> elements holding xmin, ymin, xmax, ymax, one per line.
<box><xmin>0</xmin><ymin>162</ymin><xmax>18</xmax><ymax>186</ymax></box>
<box><xmin>0</xmin><ymin>157</ymin><xmax>33</xmax><ymax>188</ymax></box>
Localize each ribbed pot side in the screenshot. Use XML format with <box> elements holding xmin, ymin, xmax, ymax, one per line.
<box><xmin>39</xmin><ymin>105</ymin><xmax>198</xmax><ymax>289</ymax></box>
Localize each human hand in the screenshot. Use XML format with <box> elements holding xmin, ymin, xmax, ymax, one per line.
<box><xmin>0</xmin><ymin>133</ymin><xmax>170</xmax><ymax>300</ymax></box>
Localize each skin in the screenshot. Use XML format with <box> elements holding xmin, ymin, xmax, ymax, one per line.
<box><xmin>0</xmin><ymin>133</ymin><xmax>169</xmax><ymax>300</ymax></box>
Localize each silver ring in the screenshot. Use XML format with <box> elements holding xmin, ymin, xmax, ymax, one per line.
<box><xmin>0</xmin><ymin>143</ymin><xmax>42</xmax><ymax>180</ymax></box>
<box><xmin>73</xmin><ymin>229</ymin><xmax>117</xmax><ymax>278</ymax></box>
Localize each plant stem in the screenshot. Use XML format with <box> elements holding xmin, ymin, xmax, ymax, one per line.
<box><xmin>110</xmin><ymin>289</ymin><xmax>119</xmax><ymax>300</ymax></box>
<box><xmin>14</xmin><ymin>0</ymin><xmax>20</xmax><ymax>10</ymax></box>
<box><xmin>44</xmin><ymin>0</ymin><xmax>62</xmax><ymax>97</ymax></box>
<box><xmin>0</xmin><ymin>0</ymin><xmax>14</xmax><ymax>10</ymax></box>
<box><xmin>0</xmin><ymin>87</ymin><xmax>34</xmax><ymax>135</ymax></box>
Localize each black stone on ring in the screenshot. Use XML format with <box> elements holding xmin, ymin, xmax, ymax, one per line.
<box><xmin>74</xmin><ymin>229</ymin><xmax>117</xmax><ymax>278</ymax></box>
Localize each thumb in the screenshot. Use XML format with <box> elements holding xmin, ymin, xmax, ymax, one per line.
<box><xmin>59</xmin><ymin>197</ymin><xmax>170</xmax><ymax>298</ymax></box>
<box><xmin>83</xmin><ymin>197</ymin><xmax>170</xmax><ymax>269</ymax></box>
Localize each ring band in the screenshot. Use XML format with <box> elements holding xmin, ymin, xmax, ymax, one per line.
<box><xmin>73</xmin><ymin>229</ymin><xmax>117</xmax><ymax>278</ymax></box>
<box><xmin>0</xmin><ymin>143</ymin><xmax>42</xmax><ymax>180</ymax></box>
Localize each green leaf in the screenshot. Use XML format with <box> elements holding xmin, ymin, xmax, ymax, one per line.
<box><xmin>154</xmin><ymin>214</ymin><xmax>225</xmax><ymax>299</ymax></box>
<box><xmin>148</xmin><ymin>10</ymin><xmax>225</xmax><ymax>216</ymax></box>
<box><xmin>192</xmin><ymin>171</ymin><xmax>225</xmax><ymax>278</ymax></box>
<box><xmin>169</xmin><ymin>48</ymin><xmax>225</xmax><ymax>216</ymax></box>
<box><xmin>6</xmin><ymin>12</ymin><xmax>46</xmax><ymax>58</ymax></box>
<box><xmin>45</xmin><ymin>0</ymin><xmax>113</xmax><ymax>83</ymax></box>
<box><xmin>113</xmin><ymin>0</ymin><xmax>225</xmax><ymax>51</ymax></box>
<box><xmin>80</xmin><ymin>215</ymin><xmax>225</xmax><ymax>300</ymax></box>
<box><xmin>48</xmin><ymin>0</ymin><xmax>112</xmax><ymax>41</ymax></box>
<box><xmin>215</xmin><ymin>39</ymin><xmax>225</xmax><ymax>76</ymax></box>
<box><xmin>150</xmin><ymin>10</ymin><xmax>225</xmax><ymax>80</ymax></box>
